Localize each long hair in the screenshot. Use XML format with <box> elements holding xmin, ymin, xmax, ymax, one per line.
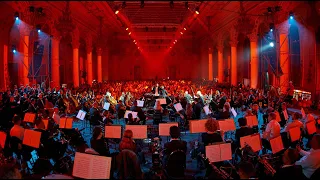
<box><xmin>119</xmin><ymin>130</ymin><xmax>136</xmax><ymax>152</ymax></box>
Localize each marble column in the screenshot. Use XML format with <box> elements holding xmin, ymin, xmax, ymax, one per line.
<box><xmin>230</xmin><ymin>40</ymin><xmax>238</xmax><ymax>86</ymax></box>
<box><xmin>248</xmin><ymin>33</ymin><xmax>259</xmax><ymax>89</ymax></box>
<box><xmin>208</xmin><ymin>47</ymin><xmax>213</xmax><ymax>81</ymax></box>
<box><xmin>19</xmin><ymin>27</ymin><xmax>31</xmax><ymax>85</ymax></box>
<box><xmin>86</xmin><ymin>35</ymin><xmax>93</xmax><ymax>85</ymax></box>
<box><xmin>97</xmin><ymin>48</ymin><xmax>102</xmax><ymax>83</ymax></box>
<box><xmin>72</xmin><ymin>30</ymin><xmax>80</xmax><ymax>87</ymax></box>
<box><xmin>2</xmin><ymin>44</ymin><xmax>8</xmax><ymax>89</ymax></box>
<box><xmin>278</xmin><ymin>23</ymin><xmax>290</xmax><ymax>93</ymax></box>
<box><xmin>217</xmin><ymin>44</ymin><xmax>224</xmax><ymax>82</ymax></box>
<box><xmin>51</xmin><ymin>32</ymin><xmax>60</xmax><ymax>88</ymax></box>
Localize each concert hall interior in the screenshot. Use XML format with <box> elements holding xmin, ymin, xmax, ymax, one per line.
<box><xmin>0</xmin><ymin>1</ymin><xmax>320</xmax><ymax>179</ymax></box>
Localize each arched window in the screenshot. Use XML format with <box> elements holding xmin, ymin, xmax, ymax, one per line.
<box><xmin>288</xmin><ymin>23</ymin><xmax>301</xmax><ymax>87</ymax></box>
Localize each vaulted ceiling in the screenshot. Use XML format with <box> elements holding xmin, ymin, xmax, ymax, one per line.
<box><xmin>2</xmin><ymin>1</ymin><xmax>306</xmax><ymax>51</ymax></box>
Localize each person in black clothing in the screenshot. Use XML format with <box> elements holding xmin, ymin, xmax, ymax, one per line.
<box><xmin>192</xmin><ymin>98</ymin><xmax>202</xmax><ymax>119</ymax></box>
<box><xmin>130</xmin><ymin>101</ymin><xmax>146</xmax><ymax>124</ymax></box>
<box><xmin>164</xmin><ymin>126</ymin><xmax>187</xmax><ymax>157</ymax></box>
<box><xmin>274</xmin><ymin>148</ymin><xmax>306</xmax><ymax>179</ymax></box>
<box><xmin>28</xmin><ymin>98</ymin><xmax>38</xmax><ymax>113</ymax></box>
<box><xmin>201</xmin><ymin>118</ymin><xmax>223</xmax><ymax>146</ymax></box>
<box><xmin>235</xmin><ymin>117</ymin><xmax>254</xmax><ymax>147</ymax></box>
<box><xmin>90</xmin><ymin>126</ymin><xmax>109</xmax><ymax>156</ymax></box>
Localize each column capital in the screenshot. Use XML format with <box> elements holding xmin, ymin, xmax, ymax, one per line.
<box><xmin>216</xmin><ymin>45</ymin><xmax>224</xmax><ymax>52</ymax></box>
<box><xmin>208</xmin><ymin>47</ymin><xmax>213</xmax><ymax>53</ymax></box>
<box><xmin>71</xmin><ymin>27</ymin><xmax>80</xmax><ymax>49</ymax></box>
<box><xmin>96</xmin><ymin>48</ymin><xmax>102</xmax><ymax>56</ymax></box>
<box><xmin>51</xmin><ymin>28</ymin><xmax>61</xmax><ymax>41</ymax></box>
<box><xmin>229</xmin><ymin>40</ymin><xmax>238</xmax><ymax>47</ymax></box>
<box><xmin>85</xmin><ymin>33</ymin><xmax>93</xmax><ymax>53</ymax></box>
<box><xmin>247</xmin><ymin>33</ymin><xmax>258</xmax><ymax>42</ymax></box>
<box><xmin>277</xmin><ymin>23</ymin><xmax>290</xmax><ymax>35</ymax></box>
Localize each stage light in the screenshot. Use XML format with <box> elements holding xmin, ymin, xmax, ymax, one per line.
<box><xmin>184</xmin><ymin>27</ymin><xmax>186</xmax><ymax>30</ymax></box>
<box><xmin>135</xmin><ymin>42</ymin><xmax>137</xmax><ymax>44</ymax></box>
<box><xmin>269</xmin><ymin>23</ymin><xmax>274</xmax><ymax>32</ymax></box>
<box><xmin>36</xmin><ymin>24</ymin><xmax>41</xmax><ymax>32</ymax></box>
<box><xmin>170</xmin><ymin>1</ymin><xmax>174</xmax><ymax>9</ymax></box>
<box><xmin>269</xmin><ymin>42</ymin><xmax>274</xmax><ymax>47</ymax></box>
<box><xmin>38</xmin><ymin>29</ymin><xmax>41</xmax><ymax>33</ymax></box>
<box><xmin>267</xmin><ymin>7</ymin><xmax>272</xmax><ymax>14</ymax></box>
<box><xmin>170</xmin><ymin>46</ymin><xmax>172</xmax><ymax>48</ymax></box>
<box><xmin>175</xmin><ymin>40</ymin><xmax>177</xmax><ymax>42</ymax></box>
<box><xmin>12</xmin><ymin>45</ymin><xmax>16</xmax><ymax>53</ymax></box>
<box><xmin>133</xmin><ymin>40</ymin><xmax>136</xmax><ymax>42</ymax></box>
<box><xmin>173</xmin><ymin>42</ymin><xmax>176</xmax><ymax>44</ymax></box>
<box><xmin>115</xmin><ymin>10</ymin><xmax>119</xmax><ymax>14</ymax></box>
<box><xmin>289</xmin><ymin>11</ymin><xmax>294</xmax><ymax>19</ymax></box>
<box><xmin>180</xmin><ymin>32</ymin><xmax>183</xmax><ymax>35</ymax></box>
<box><xmin>126</xmin><ymin>27</ymin><xmax>129</xmax><ymax>31</ymax></box>
<box><xmin>14</xmin><ymin>12</ymin><xmax>19</xmax><ymax>20</ymax></box>
<box><xmin>29</xmin><ymin>6</ymin><xmax>35</xmax><ymax>12</ymax></box>
<box><xmin>138</xmin><ymin>47</ymin><xmax>140</xmax><ymax>49</ymax></box>
<box><xmin>195</xmin><ymin>7</ymin><xmax>200</xmax><ymax>14</ymax></box>
<box><xmin>128</xmin><ymin>32</ymin><xmax>131</xmax><ymax>35</ymax></box>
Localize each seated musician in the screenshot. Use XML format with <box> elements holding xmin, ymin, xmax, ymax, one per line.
<box><xmin>192</xmin><ymin>98</ymin><xmax>202</xmax><ymax>119</ymax></box>
<box><xmin>262</xmin><ymin>112</ymin><xmax>281</xmax><ymax>150</ymax></box>
<box><xmin>215</xmin><ymin>103</ymin><xmax>231</xmax><ymax>120</ymax></box>
<box><xmin>102</xmin><ymin>110</ymin><xmax>113</xmax><ymax>126</ymax></box>
<box><xmin>89</xmin><ymin>102</ymin><xmax>102</xmax><ymax>126</ymax></box>
<box><xmin>235</xmin><ymin>117</ymin><xmax>254</xmax><ymax>147</ymax></box>
<box><xmin>154</xmin><ymin>100</ymin><xmax>163</xmax><ymax>113</ymax></box>
<box><xmin>237</xmin><ymin>161</ymin><xmax>256</xmax><ymax>179</ymax></box>
<box><xmin>28</xmin><ymin>98</ymin><xmax>37</xmax><ymax>113</ymax></box>
<box><xmin>116</xmin><ymin>100</ymin><xmax>126</xmax><ymax>119</ymax></box>
<box><xmin>127</xmin><ymin>113</ymin><xmax>139</xmax><ymax>125</ymax></box>
<box><xmin>278</xmin><ymin>102</ymin><xmax>289</xmax><ymax>127</ymax></box>
<box><xmin>119</xmin><ymin>129</ymin><xmax>145</xmax><ymax>164</ymax></box>
<box><xmin>274</xmin><ymin>148</ymin><xmax>305</xmax><ymax>179</ymax></box>
<box><xmin>130</xmin><ymin>100</ymin><xmax>146</xmax><ymax>124</ymax></box>
<box><xmin>10</xmin><ymin>115</ymin><xmax>25</xmax><ymax>141</ymax></box>
<box><xmin>295</xmin><ymin>134</ymin><xmax>320</xmax><ymax>179</ymax></box>
<box><xmin>201</xmin><ymin>118</ymin><xmax>223</xmax><ymax>147</ymax></box>
<box><xmin>90</xmin><ymin>126</ymin><xmax>109</xmax><ymax>156</ymax></box>
<box><xmin>283</xmin><ymin>112</ymin><xmax>303</xmax><ymax>132</ymax></box>
<box><xmin>164</xmin><ymin>126</ymin><xmax>187</xmax><ymax>156</ymax></box>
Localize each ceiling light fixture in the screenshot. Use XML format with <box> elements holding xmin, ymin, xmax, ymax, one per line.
<box><xmin>126</xmin><ymin>27</ymin><xmax>129</xmax><ymax>31</ymax></box>
<box><xmin>180</xmin><ymin>32</ymin><xmax>183</xmax><ymax>35</ymax></box>
<box><xmin>184</xmin><ymin>27</ymin><xmax>186</xmax><ymax>30</ymax></box>
<box><xmin>128</xmin><ymin>32</ymin><xmax>131</xmax><ymax>35</ymax></box>
<box><xmin>195</xmin><ymin>7</ymin><xmax>200</xmax><ymax>14</ymax></box>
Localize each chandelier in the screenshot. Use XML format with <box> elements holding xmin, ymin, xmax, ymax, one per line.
<box><xmin>234</xmin><ymin>2</ymin><xmax>254</xmax><ymax>35</ymax></box>
<box><xmin>55</xmin><ymin>1</ymin><xmax>75</xmax><ymax>37</ymax></box>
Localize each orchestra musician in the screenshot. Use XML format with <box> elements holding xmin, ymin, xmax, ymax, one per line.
<box><xmin>286</xmin><ymin>81</ymin><xmax>295</xmax><ymax>104</ymax></box>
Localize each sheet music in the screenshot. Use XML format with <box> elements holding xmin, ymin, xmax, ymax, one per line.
<box><xmin>174</xmin><ymin>103</ymin><xmax>183</xmax><ymax>112</ymax></box>
<box><xmin>42</xmin><ymin>119</ymin><xmax>49</xmax><ymax>130</ymax></box>
<box><xmin>24</xmin><ymin>113</ymin><xmax>36</xmax><ymax>123</ymax></box>
<box><xmin>125</xmin><ymin>125</ymin><xmax>147</xmax><ymax>139</ymax></box>
<box><xmin>240</xmin><ymin>134</ymin><xmax>262</xmax><ymax>152</ymax></box>
<box><xmin>137</xmin><ymin>100</ymin><xmax>144</xmax><ymax>107</ymax></box>
<box><xmin>59</xmin><ymin>118</ymin><xmax>66</xmax><ymax>128</ymax></box>
<box><xmin>103</xmin><ymin>102</ymin><xmax>110</xmax><ymax>110</ymax></box>
<box><xmin>72</xmin><ymin>152</ymin><xmax>111</xmax><ymax>179</ymax></box>
<box><xmin>0</xmin><ymin>131</ymin><xmax>6</xmax><ymax>148</ymax></box>
<box><xmin>306</xmin><ymin>121</ymin><xmax>316</xmax><ymax>135</ymax></box>
<box><xmin>105</xmin><ymin>126</ymin><xmax>122</xmax><ymax>138</ymax></box>
<box><xmin>283</xmin><ymin>110</ymin><xmax>289</xmax><ymax>120</ymax></box>
<box><xmin>156</xmin><ymin>98</ymin><xmax>167</xmax><ymax>104</ymax></box>
<box><xmin>218</xmin><ymin>119</ymin><xmax>236</xmax><ymax>131</ymax></box>
<box><xmin>203</xmin><ymin>105</ymin><xmax>212</xmax><ymax>115</ymax></box>
<box><xmin>22</xmin><ymin>129</ymin><xmax>41</xmax><ymax>148</ymax></box>
<box><xmin>189</xmin><ymin>119</ymin><xmax>208</xmax><ymax>133</ymax></box>
<box><xmin>124</xmin><ymin>111</ymin><xmax>138</xmax><ymax>118</ymax></box>
<box><xmin>159</xmin><ymin>123</ymin><xmax>178</xmax><ymax>136</ymax></box>
<box><xmin>301</xmin><ymin>108</ymin><xmax>306</xmax><ymax>118</ymax></box>
<box><xmin>76</xmin><ymin>110</ymin><xmax>86</xmax><ymax>120</ymax></box>
<box><xmin>270</xmin><ymin>136</ymin><xmax>284</xmax><ymax>154</ymax></box>
<box><xmin>246</xmin><ymin>116</ymin><xmax>258</xmax><ymax>127</ymax></box>
<box><xmin>219</xmin><ymin>143</ymin><xmax>232</xmax><ymax>161</ymax></box>
<box><xmin>205</xmin><ymin>144</ymin><xmax>221</xmax><ymax>163</ymax></box>
<box><xmin>231</xmin><ymin>107</ymin><xmax>237</xmax><ymax>117</ymax></box>
<box><xmin>65</xmin><ymin>118</ymin><xmax>73</xmax><ymax>129</ymax></box>
<box><xmin>59</xmin><ymin>117</ymin><xmax>73</xmax><ymax>129</ymax></box>
<box><xmin>289</xmin><ymin>126</ymin><xmax>301</xmax><ymax>142</ymax></box>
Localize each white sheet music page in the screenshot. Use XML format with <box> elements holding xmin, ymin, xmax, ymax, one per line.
<box><xmin>231</xmin><ymin>107</ymin><xmax>237</xmax><ymax>117</ymax></box>
<box><xmin>103</xmin><ymin>102</ymin><xmax>110</xmax><ymax>110</ymax></box>
<box><xmin>203</xmin><ymin>105</ymin><xmax>211</xmax><ymax>115</ymax></box>
<box><xmin>76</xmin><ymin>110</ymin><xmax>86</xmax><ymax>120</ymax></box>
<box><xmin>73</xmin><ymin>152</ymin><xmax>112</xmax><ymax>179</ymax></box>
<box><xmin>137</xmin><ymin>100</ymin><xmax>144</xmax><ymax>107</ymax></box>
<box><xmin>124</xmin><ymin>110</ymin><xmax>133</xmax><ymax>118</ymax></box>
<box><xmin>174</xmin><ymin>103</ymin><xmax>183</xmax><ymax>112</ymax></box>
